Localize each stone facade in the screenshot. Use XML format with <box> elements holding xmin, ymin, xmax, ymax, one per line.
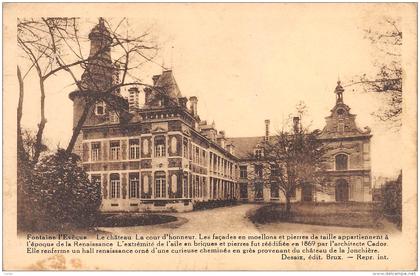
<box><xmin>71</xmin><ymin>20</ymin><xmax>372</xmax><ymax>212</ymax></box>
<box><xmin>229</xmin><ymin>82</ymin><xmax>372</xmax><ymax>203</ymax></box>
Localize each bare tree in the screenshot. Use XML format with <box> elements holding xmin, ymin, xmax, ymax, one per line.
<box><xmin>245</xmin><ymin>107</ymin><xmax>327</xmax><ymax>215</ymax></box>
<box><xmin>349</xmin><ymin>17</ymin><xmax>402</xmax><ymax>128</ymax></box>
<box><xmin>17</xmin><ymin>17</ymin><xmax>160</xmax><ymax>160</ymax></box>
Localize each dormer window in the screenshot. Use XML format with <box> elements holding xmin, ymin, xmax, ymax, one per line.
<box><xmin>109</xmin><ymin>111</ymin><xmax>119</xmax><ymax>123</ymax></box>
<box><xmin>95</xmin><ymin>101</ymin><xmax>106</xmax><ymax>116</ymax></box>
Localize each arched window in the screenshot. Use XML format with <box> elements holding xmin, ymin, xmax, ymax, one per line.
<box><xmin>110</xmin><ymin>173</ymin><xmax>120</xmax><ymax>198</ymax></box>
<box><xmin>335</xmin><ymin>154</ymin><xmax>348</xmax><ymax>171</ymax></box>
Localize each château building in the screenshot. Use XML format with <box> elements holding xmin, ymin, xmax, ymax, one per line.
<box><xmin>70</xmin><ymin>19</ymin><xmax>372</xmax><ymax>212</ymax></box>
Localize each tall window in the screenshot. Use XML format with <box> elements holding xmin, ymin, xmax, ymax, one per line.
<box><xmin>338</xmin><ymin>122</ymin><xmax>345</xmax><ymax>133</ymax></box>
<box><xmin>255</xmin><ymin>148</ymin><xmax>263</xmax><ymax>159</ymax></box>
<box><xmin>255</xmin><ymin>165</ymin><xmax>263</xmax><ymax>178</ymax></box>
<box><xmin>91</xmin><ymin>142</ymin><xmax>101</xmax><ymax>161</ymax></box>
<box><xmin>110</xmin><ymin>173</ymin><xmax>120</xmax><ymax>198</ymax></box>
<box><xmin>183</xmin><ymin>176</ymin><xmax>188</xmax><ymax>198</ymax></box>
<box><xmin>240</xmin><ymin>164</ymin><xmax>247</xmax><ymax>178</ymax></box>
<box><xmin>195</xmin><ymin>147</ymin><xmax>200</xmax><ymax>164</ymax></box>
<box><xmin>129</xmin><ymin>173</ymin><xmax>140</xmax><ymax>198</ymax></box>
<box><xmin>335</xmin><ymin>154</ymin><xmax>349</xmax><ymax>171</ymax></box>
<box><xmin>110</xmin><ymin>141</ymin><xmax>120</xmax><ymax>160</ymax></box>
<box><xmin>95</xmin><ymin>101</ymin><xmax>105</xmax><ymax>115</ymax></box>
<box><xmin>154</xmin><ymin>136</ymin><xmax>166</xmax><ymax>157</ymax></box>
<box><xmin>183</xmin><ymin>139</ymin><xmax>188</xmax><ymax>158</ymax></box>
<box><xmin>129</xmin><ymin>139</ymin><xmax>140</xmax><ymax>159</ymax></box>
<box><xmin>155</xmin><ymin>172</ymin><xmax>166</xmax><ymax>198</ymax></box>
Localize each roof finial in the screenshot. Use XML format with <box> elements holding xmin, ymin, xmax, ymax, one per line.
<box><xmin>170</xmin><ymin>45</ymin><xmax>174</xmax><ymax>70</ymax></box>
<box><xmin>335</xmin><ymin>79</ymin><xmax>344</xmax><ymax>103</ymax></box>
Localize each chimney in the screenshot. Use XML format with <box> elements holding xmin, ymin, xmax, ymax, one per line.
<box><xmin>293</xmin><ymin>117</ymin><xmax>300</xmax><ymax>133</ymax></box>
<box><xmin>264</xmin><ymin>119</ymin><xmax>270</xmax><ymax>141</ymax></box>
<box><xmin>189</xmin><ymin>96</ymin><xmax>198</xmax><ymax>117</ymax></box>
<box><xmin>218</xmin><ymin>131</ymin><xmax>226</xmax><ymax>149</ymax></box>
<box><xmin>128</xmin><ymin>87</ymin><xmax>139</xmax><ymax>112</ymax></box>
<box><xmin>226</xmin><ymin>143</ymin><xmax>235</xmax><ymax>155</ymax></box>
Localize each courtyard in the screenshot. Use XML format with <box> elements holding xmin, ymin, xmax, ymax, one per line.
<box><xmin>96</xmin><ymin>203</ymin><xmax>399</xmax><ymax>235</ymax></box>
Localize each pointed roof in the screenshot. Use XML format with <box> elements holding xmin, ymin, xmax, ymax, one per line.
<box><xmin>154</xmin><ymin>70</ymin><xmax>182</xmax><ymax>100</ymax></box>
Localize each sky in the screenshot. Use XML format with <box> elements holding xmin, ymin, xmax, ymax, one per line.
<box><xmin>18</xmin><ymin>4</ymin><xmax>414</xmax><ymax>178</ymax></box>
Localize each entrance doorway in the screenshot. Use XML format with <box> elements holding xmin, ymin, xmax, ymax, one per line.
<box><xmin>301</xmin><ymin>183</ymin><xmax>313</xmax><ymax>202</ymax></box>
<box><xmin>335</xmin><ymin>179</ymin><xmax>349</xmax><ymax>202</ymax></box>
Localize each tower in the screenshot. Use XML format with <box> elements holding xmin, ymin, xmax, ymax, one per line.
<box><xmin>69</xmin><ymin>18</ymin><xmax>115</xmax><ymax>156</ymax></box>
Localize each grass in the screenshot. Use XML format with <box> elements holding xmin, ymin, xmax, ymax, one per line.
<box><xmin>92</xmin><ymin>213</ymin><xmax>177</xmax><ymax>227</ymax></box>
<box><xmin>250</xmin><ymin>202</ymin><xmax>383</xmax><ymax>228</ymax></box>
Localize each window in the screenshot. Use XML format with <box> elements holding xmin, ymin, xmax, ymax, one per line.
<box><xmin>95</xmin><ymin>101</ymin><xmax>105</xmax><ymax>115</ymax></box>
<box><xmin>240</xmin><ymin>183</ymin><xmax>248</xmax><ymax>199</ymax></box>
<box><xmin>183</xmin><ymin>176</ymin><xmax>188</xmax><ymax>198</ymax></box>
<box><xmin>255</xmin><ymin>165</ymin><xmax>263</xmax><ymax>178</ymax></box>
<box><xmin>270</xmin><ymin>165</ymin><xmax>279</xmax><ymax>177</ymax></box>
<box><xmin>129</xmin><ymin>139</ymin><xmax>140</xmax><ymax>159</ymax></box>
<box><xmin>239</xmin><ymin>166</ymin><xmax>247</xmax><ymax>179</ymax></box>
<box><xmin>183</xmin><ymin>139</ymin><xmax>188</xmax><ymax>158</ymax></box>
<box><xmin>338</xmin><ymin>122</ymin><xmax>344</xmax><ymax>133</ymax></box>
<box><xmin>154</xmin><ymin>136</ymin><xmax>166</xmax><ymax>157</ymax></box>
<box><xmin>155</xmin><ymin>172</ymin><xmax>166</xmax><ymax>198</ymax></box>
<box><xmin>335</xmin><ymin>154</ymin><xmax>349</xmax><ymax>171</ymax></box>
<box><xmin>109</xmin><ymin>111</ymin><xmax>119</xmax><ymax>123</ymax></box>
<box><xmin>195</xmin><ymin>147</ymin><xmax>200</xmax><ymax>164</ymax></box>
<box><xmin>110</xmin><ymin>173</ymin><xmax>120</xmax><ymax>198</ymax></box>
<box><xmin>270</xmin><ymin>182</ymin><xmax>279</xmax><ymax>198</ymax></box>
<box><xmin>110</xmin><ymin>141</ymin><xmax>120</xmax><ymax>160</ymax></box>
<box><xmin>129</xmin><ymin>173</ymin><xmax>140</xmax><ymax>198</ymax></box>
<box><xmin>91</xmin><ymin>142</ymin><xmax>101</xmax><ymax>161</ymax></box>
<box><xmin>255</xmin><ymin>148</ymin><xmax>263</xmax><ymax>159</ymax></box>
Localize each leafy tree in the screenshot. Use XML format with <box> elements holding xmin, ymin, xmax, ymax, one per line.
<box><xmin>23</xmin><ymin>149</ymin><xmax>101</xmax><ymax>231</ymax></box>
<box><xmin>381</xmin><ymin>172</ymin><xmax>402</xmax><ymax>229</ymax></box>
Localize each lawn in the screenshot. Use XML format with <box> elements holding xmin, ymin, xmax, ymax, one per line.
<box><xmin>249</xmin><ymin>202</ymin><xmax>383</xmax><ymax>228</ymax></box>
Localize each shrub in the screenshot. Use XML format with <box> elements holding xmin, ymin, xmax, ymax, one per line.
<box><xmin>24</xmin><ymin>149</ymin><xmax>101</xmax><ymax>231</ymax></box>
<box><xmin>381</xmin><ymin>173</ymin><xmax>402</xmax><ymax>229</ymax></box>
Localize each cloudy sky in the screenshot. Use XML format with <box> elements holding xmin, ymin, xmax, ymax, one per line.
<box><xmin>18</xmin><ymin>4</ymin><xmax>415</xmax><ymax>178</ymax></box>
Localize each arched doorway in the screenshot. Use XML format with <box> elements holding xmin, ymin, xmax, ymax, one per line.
<box><xmin>335</xmin><ymin>179</ymin><xmax>349</xmax><ymax>202</ymax></box>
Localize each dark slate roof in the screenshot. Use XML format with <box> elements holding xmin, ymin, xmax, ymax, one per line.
<box><xmin>154</xmin><ymin>70</ymin><xmax>182</xmax><ymax>100</ymax></box>
<box><xmin>227</xmin><ymin>136</ymin><xmax>265</xmax><ymax>159</ymax></box>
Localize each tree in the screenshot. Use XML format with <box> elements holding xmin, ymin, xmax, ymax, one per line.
<box><xmin>17</xmin><ymin>17</ymin><xmax>159</xmax><ymax>158</ymax></box>
<box><xmin>17</xmin><ymin>17</ymin><xmax>160</xmax><ymax>230</ymax></box>
<box><xmin>24</xmin><ymin>149</ymin><xmax>101</xmax><ymax>231</ymax></box>
<box><xmin>350</xmin><ymin>17</ymin><xmax>402</xmax><ymax>128</ymax></box>
<box><xmin>246</xmin><ymin>107</ymin><xmax>327</xmax><ymax>215</ymax></box>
